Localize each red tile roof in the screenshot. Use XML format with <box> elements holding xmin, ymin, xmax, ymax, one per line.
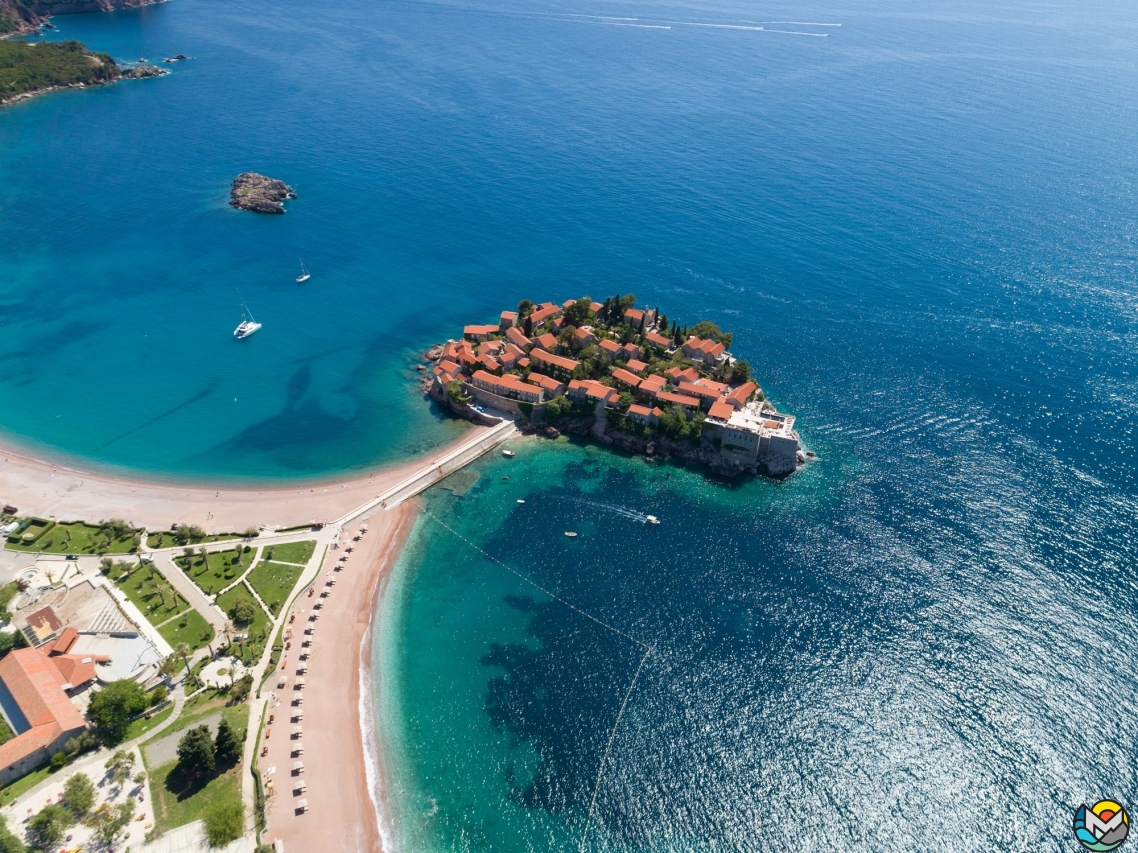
<box><xmin>645</xmin><ymin>332</ymin><xmax>672</xmax><ymax>349</ymax></box>
<box><xmin>529</xmin><ymin>302</ymin><xmax>561</xmax><ymax>326</ymax></box>
<box><xmin>678</xmin><ymin>381</ymin><xmax>721</xmax><ymax>400</ymax></box>
<box><xmin>665</xmin><ymin>366</ymin><xmax>700</xmax><ymax>383</ymax></box>
<box><xmin>589</xmin><ymin>301</ymin><xmax>604</xmax><ymax>314</ymax></box>
<box><xmin>530</xmin><ymin>348</ymin><xmax>581</xmax><ymax>373</ymax></box>
<box><xmin>505</xmin><ymin>326</ymin><xmax>533</xmax><ymax>349</ymax></box>
<box><xmin>611</xmin><ymin>368</ymin><xmax>642</xmax><ymax>388</ymax></box>
<box><xmin>534</xmin><ymin>333</ymin><xmax>558</xmax><ymax>352</ymax></box>
<box><xmin>463</xmin><ymin>324</ymin><xmax>499</xmax><ymax>338</ymax></box>
<box><xmin>626</xmin><ymin>359</ymin><xmax>649</xmax><ymax>373</ymax></box>
<box><xmin>599</xmin><ymin>339</ymin><xmax>621</xmax><ymax>355</ymax></box>
<box><xmin>655</xmin><ymin>391</ymin><xmax>701</xmax><ymax>408</ymax></box>
<box><xmin>528</xmin><ymin>372</ymin><xmax>566</xmax><ymax>394</ymax></box>
<box><xmin>569</xmin><ymin>380</ymin><xmax>618</xmax><ymax>404</ymax></box>
<box><xmin>471</xmin><ymin>370</ymin><xmax>543</xmax><ymax>401</ymax></box>
<box><xmin>623</xmin><ymin>308</ymin><xmax>645</xmax><ymax>322</ymax></box>
<box><xmin>639</xmin><ymin>375</ymin><xmax>666</xmax><ymax>394</ymax></box>
<box><xmin>574</xmin><ymin>327</ymin><xmax>596</xmax><ymax>342</ymax></box>
<box><xmin>727</xmin><ymin>381</ymin><xmax>758</xmax><ymax>406</ymax></box>
<box><xmin>500</xmin><ymin>311</ymin><xmax>518</xmax><ymax>327</ymax></box>
<box><xmin>708</xmin><ymin>401</ymin><xmax>734</xmax><ymax>421</ymax></box>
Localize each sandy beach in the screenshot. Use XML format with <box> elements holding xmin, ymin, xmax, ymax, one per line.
<box><xmin>259</xmin><ymin>505</ymin><xmax>414</xmax><ymax>853</ymax></box>
<box><xmin>0</xmin><ymin>425</ymin><xmax>490</xmax><ymax>532</ymax></box>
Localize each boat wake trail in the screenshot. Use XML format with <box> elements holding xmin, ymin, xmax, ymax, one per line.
<box><xmin>571</xmin><ymin>497</ymin><xmax>651</xmax><ymax>523</ymax></box>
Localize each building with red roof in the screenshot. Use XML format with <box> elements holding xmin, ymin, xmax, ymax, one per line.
<box><xmin>533</xmin><ymin>333</ymin><xmax>558</xmax><ymax>353</ymax></box>
<box><xmin>655</xmin><ymin>391</ymin><xmax>701</xmax><ymax>411</ymax></box>
<box><xmin>505</xmin><ymin>326</ymin><xmax>533</xmax><ymax>350</ymax></box>
<box><xmin>682</xmin><ymin>336</ymin><xmax>727</xmax><ymax>367</ymax></box>
<box><xmin>726</xmin><ymin>381</ymin><xmax>758</xmax><ymax>408</ymax></box>
<box><xmin>499</xmin><ymin>343</ymin><xmax>525</xmax><ymax>369</ymax></box>
<box><xmin>573</xmin><ymin>327</ymin><xmax>597</xmax><ymax>348</ymax></box>
<box><xmin>639</xmin><ymin>374</ymin><xmax>666</xmax><ymax>396</ymax></box>
<box><xmin>707</xmin><ymin>400</ymin><xmax>735</xmax><ymax>422</ymax></box>
<box><xmin>463</xmin><ymin>325</ymin><xmax>499</xmax><ymax>342</ymax></box>
<box><xmin>500</xmin><ymin>311</ymin><xmax>518</xmax><ymax>330</ymax></box>
<box><xmin>620</xmin><ymin>343</ymin><xmax>641</xmax><ymax>361</ymax></box>
<box><xmin>665</xmin><ymin>366</ymin><xmax>700</xmax><ymax>384</ymax></box>
<box><xmin>528</xmin><ymin>372</ymin><xmax>566</xmax><ymax>397</ymax></box>
<box><xmin>568</xmin><ymin>380</ymin><xmax>619</xmax><ymax>406</ymax></box>
<box><xmin>0</xmin><ymin>648</ymin><xmax>91</xmax><ymax>785</ymax></box>
<box><xmin>599</xmin><ymin>339</ymin><xmax>621</xmax><ymax>358</ymax></box>
<box><xmin>530</xmin><ymin>348</ymin><xmax>580</xmax><ymax>378</ymax></box>
<box><xmin>529</xmin><ymin>302</ymin><xmax>561</xmax><ymax>327</ymax></box>
<box><xmin>626</xmin><ymin>359</ymin><xmax>649</xmax><ymax>373</ymax></box>
<box><xmin>470</xmin><ymin>370</ymin><xmax>543</xmax><ymax>404</ymax></box>
<box><xmin>627</xmin><ymin>405</ymin><xmax>662</xmax><ymax>426</ymax></box>
<box><xmin>644</xmin><ymin>331</ymin><xmax>672</xmax><ymax>350</ymax></box>
<box><xmin>611</xmin><ymin>368</ymin><xmax>642</xmax><ymax>389</ymax></box>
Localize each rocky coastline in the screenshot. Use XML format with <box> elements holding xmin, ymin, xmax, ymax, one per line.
<box><xmin>0</xmin><ymin>0</ymin><xmax>165</xmax><ymax>38</ymax></box>
<box><xmin>0</xmin><ymin>42</ymin><xmax>167</xmax><ymax>108</ymax></box>
<box><xmin>229</xmin><ymin>172</ymin><xmax>296</xmax><ymax>214</ymax></box>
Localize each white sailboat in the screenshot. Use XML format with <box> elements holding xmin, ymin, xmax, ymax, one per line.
<box><xmin>296</xmin><ymin>259</ymin><xmax>310</xmax><ymax>284</ymax></box>
<box><xmin>234</xmin><ymin>291</ymin><xmax>262</xmax><ymax>339</ymax></box>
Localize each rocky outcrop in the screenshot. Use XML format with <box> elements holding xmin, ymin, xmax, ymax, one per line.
<box><xmin>0</xmin><ymin>0</ymin><xmax>46</xmax><ymax>37</ymax></box>
<box><xmin>426</xmin><ymin>381</ymin><xmax>499</xmax><ymax>426</ymax></box>
<box><xmin>121</xmin><ymin>64</ymin><xmax>167</xmax><ymax>79</ymax></box>
<box><xmin>229</xmin><ymin>173</ymin><xmax>296</xmax><ymax>214</ymax></box>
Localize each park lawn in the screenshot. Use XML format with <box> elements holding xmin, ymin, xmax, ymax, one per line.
<box><xmin>111</xmin><ymin>564</ymin><xmax>190</xmax><ymax>624</ymax></box>
<box><xmin>181</xmin><ymin>547</ymin><xmax>258</xmax><ymax>596</ymax></box>
<box><xmin>216</xmin><ymin>584</ymin><xmax>270</xmax><ymax>666</ymax></box>
<box><xmin>0</xmin><ymin>763</ymin><xmax>54</xmax><ymax>805</ymax></box>
<box><xmin>7</xmin><ymin>520</ymin><xmax>139</xmax><ymax>554</ymax></box>
<box><xmin>246</xmin><ymin>561</ymin><xmax>304</xmax><ymax>616</ymax></box>
<box><xmin>157</xmin><ymin>608</ymin><xmax>215</xmax><ymax>652</ymax></box>
<box><xmin>261</xmin><ymin>540</ymin><xmax>316</xmax><ymax>566</ymax></box>
<box><xmin>147</xmin><ymin>531</ymin><xmax>244</xmax><ymax>550</ymax></box>
<box><xmin>125</xmin><ymin>701</ymin><xmax>176</xmax><ymax>742</ymax></box>
<box><xmin>143</xmin><ymin>691</ymin><xmax>250</xmax><ymax>833</ymax></box>
<box><xmin>149</xmin><ymin>757</ymin><xmax>244</xmax><ymax>835</ymax></box>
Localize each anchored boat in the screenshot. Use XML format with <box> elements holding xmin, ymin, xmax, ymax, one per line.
<box><xmin>296</xmin><ymin>258</ymin><xmax>310</xmax><ymax>283</ymax></box>
<box><xmin>234</xmin><ymin>290</ymin><xmax>262</xmax><ymax>339</ymax></box>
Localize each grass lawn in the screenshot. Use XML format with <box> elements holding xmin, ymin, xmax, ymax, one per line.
<box><xmin>216</xmin><ymin>584</ymin><xmax>270</xmax><ymax>666</ymax></box>
<box><xmin>125</xmin><ymin>700</ymin><xmax>176</xmax><ymax>742</ymax></box>
<box><xmin>260</xmin><ymin>540</ymin><xmax>316</xmax><ymax>566</ymax></box>
<box><xmin>7</xmin><ymin>520</ymin><xmax>139</xmax><ymax>554</ymax></box>
<box><xmin>0</xmin><ymin>713</ymin><xmax>12</xmax><ymax>746</ymax></box>
<box><xmin>0</xmin><ymin>763</ymin><xmax>54</xmax><ymax>805</ymax></box>
<box><xmin>246</xmin><ymin>561</ymin><xmax>305</xmax><ymax>616</ymax></box>
<box><xmin>179</xmin><ymin>547</ymin><xmax>258</xmax><ymax>596</ymax></box>
<box><xmin>143</xmin><ymin>694</ymin><xmax>249</xmax><ymax>835</ymax></box>
<box><xmin>111</xmin><ymin>564</ymin><xmax>190</xmax><ymax>625</ymax></box>
<box><xmin>157</xmin><ymin>608</ymin><xmax>215</xmax><ymax>652</ymax></box>
<box><xmin>147</xmin><ymin>531</ymin><xmax>244</xmax><ymax>550</ymax></box>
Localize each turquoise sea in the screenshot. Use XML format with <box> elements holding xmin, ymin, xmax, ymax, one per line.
<box><xmin>3</xmin><ymin>0</ymin><xmax>1138</xmax><ymax>849</ymax></box>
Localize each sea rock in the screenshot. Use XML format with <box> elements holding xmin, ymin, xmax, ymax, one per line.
<box><xmin>122</xmin><ymin>64</ymin><xmax>167</xmax><ymax>79</ymax></box>
<box><xmin>423</xmin><ymin>344</ymin><xmax>445</xmax><ymax>362</ymax></box>
<box><xmin>163</xmin><ymin>53</ymin><xmax>187</xmax><ymax>62</ymax></box>
<box><xmin>229</xmin><ymin>172</ymin><xmax>296</xmax><ymax>214</ymax></box>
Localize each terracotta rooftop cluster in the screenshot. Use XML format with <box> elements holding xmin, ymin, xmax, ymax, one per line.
<box><xmin>432</xmin><ymin>298</ymin><xmax>756</xmax><ymax>427</ymax></box>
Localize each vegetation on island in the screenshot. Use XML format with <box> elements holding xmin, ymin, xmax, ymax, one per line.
<box><xmin>0</xmin><ymin>40</ymin><xmax>119</xmax><ymax>103</ymax></box>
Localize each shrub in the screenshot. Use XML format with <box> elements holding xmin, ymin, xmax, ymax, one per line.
<box><xmin>176</xmin><ymin>726</ymin><xmax>215</xmax><ymax>783</ymax></box>
<box><xmin>63</xmin><ymin>772</ymin><xmax>95</xmax><ymax>819</ymax></box>
<box><xmin>49</xmin><ymin>751</ymin><xmax>66</xmax><ymax>771</ymax></box>
<box><xmin>149</xmin><ymin>685</ymin><xmax>168</xmax><ymax>706</ymax></box>
<box><xmin>204</xmin><ymin>797</ymin><xmax>244</xmax><ymax>847</ymax></box>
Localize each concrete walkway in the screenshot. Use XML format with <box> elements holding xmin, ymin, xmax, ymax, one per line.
<box><xmin>127</xmin><ymin>818</ymin><xmax>254</xmax><ymax>853</ymax></box>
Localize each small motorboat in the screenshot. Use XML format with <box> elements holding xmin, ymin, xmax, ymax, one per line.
<box><xmin>517</xmin><ymin>499</ymin><xmax>525</xmax><ymax>504</ymax></box>
<box><xmin>564</xmin><ymin>531</ymin><xmax>577</xmax><ymax>538</ymax></box>
<box><xmin>502</xmin><ymin>449</ymin><xmax>515</xmax><ymax>458</ymax></box>
<box><xmin>646</xmin><ymin>515</ymin><xmax>659</xmax><ymax>525</ymax></box>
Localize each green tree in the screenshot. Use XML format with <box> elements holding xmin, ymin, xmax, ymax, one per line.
<box><xmin>174</xmin><ymin>524</ymin><xmax>206</xmax><ymax>545</ymax></box>
<box><xmin>231</xmin><ymin>673</ymin><xmax>254</xmax><ymax>703</ymax></box>
<box><xmin>203</xmin><ymin>797</ymin><xmax>244</xmax><ymax>847</ymax></box>
<box><xmin>563</xmin><ymin>297</ymin><xmax>594</xmax><ymax>328</ymax></box>
<box><xmin>176</xmin><ymin>642</ymin><xmax>193</xmax><ymax>680</ymax></box>
<box><xmin>49</xmin><ymin>751</ymin><xmax>66</xmax><ymax>771</ymax></box>
<box><xmin>523</xmin><ymin>315</ymin><xmax>533</xmax><ymax>337</ymax></box>
<box><xmin>728</xmin><ymin>360</ymin><xmax>750</xmax><ymax>384</ymax></box>
<box><xmin>99</xmin><ymin>556</ymin><xmax>114</xmax><ymax>574</ymax></box>
<box><xmin>99</xmin><ymin>518</ymin><xmax>134</xmax><ymax>541</ymax></box>
<box><xmin>105</xmin><ymin>749</ymin><xmax>136</xmax><ymax>787</ymax></box>
<box><xmin>27</xmin><ymin>805</ymin><xmax>67</xmax><ymax>852</ymax></box>
<box><xmin>516</xmin><ymin>298</ymin><xmax>534</xmax><ymax>317</ymax></box>
<box><xmin>176</xmin><ymin>725</ymin><xmax>216</xmax><ymax>783</ymax></box>
<box><xmin>229</xmin><ymin>596</ymin><xmax>257</xmax><ymax>626</ymax></box>
<box><xmin>0</xmin><ymin>814</ymin><xmax>25</xmax><ymax>853</ymax></box>
<box><xmin>445</xmin><ymin>379</ymin><xmax>471</xmax><ymax>406</ymax></box>
<box><xmin>89</xmin><ymin>681</ymin><xmax>147</xmax><ymax>744</ymax></box>
<box><xmin>89</xmin><ymin>800</ymin><xmax>134</xmax><ymax>847</ymax></box>
<box><xmin>686</xmin><ymin>320</ymin><xmax>732</xmax><ymax>348</ymax></box>
<box><xmin>62</xmin><ymin>772</ymin><xmax>95</xmax><ymax>820</ymax></box>
<box><xmin>214</xmin><ymin>718</ymin><xmax>242</xmax><ymax>767</ymax></box>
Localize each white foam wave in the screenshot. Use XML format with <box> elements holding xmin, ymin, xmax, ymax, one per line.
<box><xmin>359</xmin><ymin>611</ymin><xmax>392</xmax><ymax>853</ymax></box>
<box><xmin>765</xmin><ymin>29</ymin><xmax>829</xmax><ymax>36</ymax></box>
<box><xmin>667</xmin><ymin>21</ymin><xmax>765</xmax><ymax>31</ymax></box>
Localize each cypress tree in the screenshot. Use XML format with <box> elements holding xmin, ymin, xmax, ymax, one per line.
<box><xmin>214</xmin><ymin>718</ymin><xmax>242</xmax><ymax>767</ymax></box>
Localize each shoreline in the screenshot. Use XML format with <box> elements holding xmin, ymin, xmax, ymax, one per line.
<box><xmin>0</xmin><ymin>423</ymin><xmax>484</xmax><ymax>531</ymax></box>
<box><xmin>259</xmin><ymin>503</ymin><xmax>416</xmax><ymax>852</ymax></box>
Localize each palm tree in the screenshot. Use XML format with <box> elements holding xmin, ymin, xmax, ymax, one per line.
<box><xmin>176</xmin><ymin>643</ymin><xmax>192</xmax><ymax>680</ymax></box>
<box><xmin>198</xmin><ymin>546</ymin><xmax>209</xmax><ymax>568</ymax></box>
<box><xmin>221</xmin><ymin>620</ymin><xmax>234</xmax><ymax>652</ymax></box>
<box><xmin>145</xmin><ymin>580</ymin><xmax>164</xmax><ymax>609</ymax></box>
<box><xmin>159</xmin><ymin>654</ymin><xmax>179</xmax><ymax>679</ymax></box>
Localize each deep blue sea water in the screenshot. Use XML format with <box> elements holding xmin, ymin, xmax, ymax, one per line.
<box><xmin>4</xmin><ymin>0</ymin><xmax>1138</xmax><ymax>849</ymax></box>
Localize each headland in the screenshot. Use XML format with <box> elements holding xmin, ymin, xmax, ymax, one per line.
<box><xmin>0</xmin><ymin>38</ymin><xmax>167</xmax><ymax>107</ymax></box>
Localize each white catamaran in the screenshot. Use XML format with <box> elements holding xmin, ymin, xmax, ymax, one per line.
<box><xmin>296</xmin><ymin>259</ymin><xmax>310</xmax><ymax>284</ymax></box>
<box><xmin>234</xmin><ymin>291</ymin><xmax>262</xmax><ymax>339</ymax></box>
